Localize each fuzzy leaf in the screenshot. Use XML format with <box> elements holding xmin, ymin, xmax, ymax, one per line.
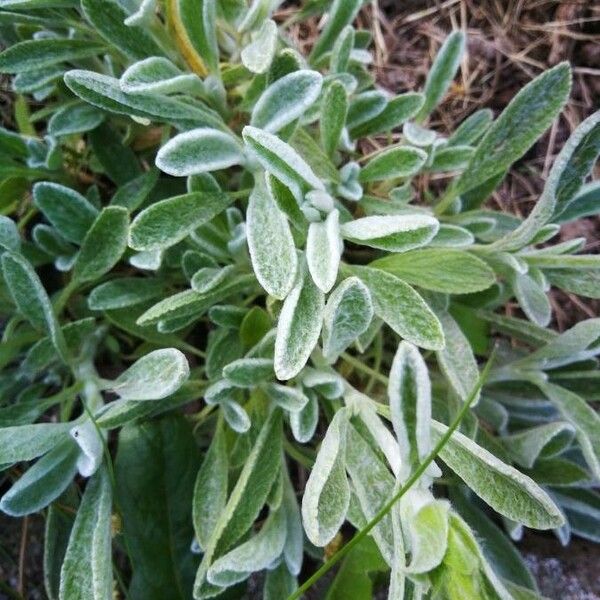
<box><xmin>120</xmin><ymin>56</ymin><xmax>202</xmax><ymax>95</ymax></box>
<box><xmin>0</xmin><ymin>216</ymin><xmax>20</xmax><ymax>251</ymax></box>
<box><xmin>431</xmin><ymin>421</ymin><xmax>564</xmax><ymax>529</ymax></box>
<box><xmin>207</xmin><ymin>508</ymin><xmax>287</xmax><ymax>586</ymax></box>
<box><xmin>0</xmin><ymin>440</ymin><xmax>79</xmax><ymax>516</ymax></box>
<box><xmin>448</xmin><ymin>109</ymin><xmax>493</xmax><ymax>146</ymax></box>
<box><xmin>349</xmin><ymin>93</ymin><xmax>425</xmax><ymax>139</ymax></box>
<box><xmin>310</xmin><ymin>0</ymin><xmax>361</xmax><ymax>61</ymax></box>
<box><xmin>109</xmin><ymin>348</ymin><xmax>190</xmax><ymax>401</ymax></box>
<box><xmin>251</xmin><ymin>70</ymin><xmax>323</xmax><ymax>133</ymax></box>
<box><xmin>274</xmin><ymin>262</ymin><xmax>325</xmax><ymax>380</ymax></box>
<box><xmin>389</xmin><ymin>341</ymin><xmax>431</xmax><ymax>475</ymax></box>
<box><xmin>0</xmin><ymin>422</ymin><xmax>72</xmax><ymax>464</ymax></box>
<box><xmin>341</xmin><ymin>214</ymin><xmax>438</xmax><ymax>253</ymax></box>
<box><xmin>348</xmin><ymin>265</ymin><xmax>444</xmax><ymax>350</ymax></box>
<box><xmin>322</xmin><ymin>277</ymin><xmax>373</xmax><ymax>363</ymax></box>
<box><xmin>88</xmin><ymin>277</ymin><xmax>164</xmax><ymax>311</ymax></box>
<box><xmin>320</xmin><ymin>80</ymin><xmax>348</xmax><ymax>156</ymax></box>
<box><xmin>243</xmin><ymin>126</ymin><xmax>324</xmax><ymax>200</ymax></box>
<box><xmin>416</xmin><ymin>31</ymin><xmax>465</xmax><ymax>121</ymax></box>
<box><xmin>223</xmin><ymin>358</ymin><xmax>274</xmax><ymax>387</ymax></box>
<box><xmin>536</xmin><ymin>382</ymin><xmax>600</xmax><ymax>479</ymax></box>
<box><xmin>177</xmin><ymin>0</ymin><xmax>219</xmax><ymax>73</ymax></box>
<box><xmin>246</xmin><ymin>175</ymin><xmax>297</xmax><ymax>299</ymax></box>
<box><xmin>241</xmin><ymin>19</ymin><xmax>278</xmax><ymax>74</ymax></box>
<box><xmin>33</xmin><ymin>182</ymin><xmax>98</xmax><ymax>245</ymax></box>
<box><xmin>81</xmin><ymin>0</ymin><xmax>163</xmax><ymax>59</ymax></box>
<box><xmin>435</xmin><ymin>310</ymin><xmax>480</xmax><ymax>403</ymax></box>
<box><xmin>72</xmin><ymin>206</ymin><xmax>129</xmax><ymax>284</ymax></box>
<box><xmin>0</xmin><ymin>39</ymin><xmax>105</xmax><ymax>73</ymax></box>
<box><xmin>193</xmin><ymin>422</ymin><xmax>228</xmax><ymax>551</ymax></box>
<box><xmin>290</xmin><ymin>391</ymin><xmax>319</xmax><ymax>443</ymax></box>
<box><xmin>48</xmin><ymin>103</ymin><xmax>104</xmax><ymax>137</ymax></box>
<box><xmin>455</xmin><ymin>63</ymin><xmax>571</xmax><ymax>196</ymax></box>
<box><xmin>512</xmin><ymin>272</ymin><xmax>551</xmax><ymax>327</ymax></box>
<box><xmin>129</xmin><ymin>191</ymin><xmax>233</xmax><ymax>251</ymax></box>
<box><xmin>371</xmin><ymin>248</ymin><xmax>495</xmax><ymax>293</ymax></box>
<box><xmin>59</xmin><ymin>468</ymin><xmax>112</xmax><ymax>600</ymax></box>
<box><xmin>265</xmin><ymin>383</ymin><xmax>309</xmax><ymax>412</ymax></box>
<box><xmin>301</xmin><ymin>408</ymin><xmax>350</xmax><ymax>546</ymax></box>
<box><xmin>306</xmin><ymin>209</ymin><xmax>341</xmax><ymax>293</ymax></box>
<box><xmin>359</xmin><ymin>147</ymin><xmax>427</xmax><ymax>182</ymax></box>
<box><xmin>1</xmin><ymin>252</ymin><xmax>68</xmax><ymax>362</ymax></box>
<box><xmin>156</xmin><ymin>128</ymin><xmax>244</xmax><ymax>177</ymax></box>
<box><xmin>330</xmin><ymin>25</ymin><xmax>354</xmax><ymax>73</ymax></box>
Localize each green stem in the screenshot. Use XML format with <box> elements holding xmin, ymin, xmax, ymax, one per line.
<box><xmin>340</xmin><ymin>352</ymin><xmax>389</xmax><ymax>385</ymax></box>
<box><xmin>433</xmin><ymin>180</ymin><xmax>460</xmax><ymax>215</ymax></box>
<box><xmin>287</xmin><ymin>347</ymin><xmax>496</xmax><ymax>600</ymax></box>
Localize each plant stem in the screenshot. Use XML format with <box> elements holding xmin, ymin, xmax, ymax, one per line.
<box><xmin>287</xmin><ymin>347</ymin><xmax>496</xmax><ymax>600</ymax></box>
<box><xmin>340</xmin><ymin>352</ymin><xmax>389</xmax><ymax>385</ymax></box>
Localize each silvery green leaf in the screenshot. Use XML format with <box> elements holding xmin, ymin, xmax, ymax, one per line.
<box><xmin>349</xmin><ymin>93</ymin><xmax>425</xmax><ymax>139</ymax></box>
<box><xmin>72</xmin><ymin>206</ymin><xmax>129</xmax><ymax>284</ymax></box>
<box><xmin>1</xmin><ymin>252</ymin><xmax>68</xmax><ymax>362</ymax></box>
<box><xmin>177</xmin><ymin>0</ymin><xmax>219</xmax><ymax>73</ymax></box>
<box><xmin>330</xmin><ymin>25</ymin><xmax>354</xmax><ymax>73</ymax></box>
<box><xmin>492</xmin><ymin>109</ymin><xmax>600</xmax><ymax>251</ymax></box>
<box><xmin>207</xmin><ymin>507</ymin><xmax>287</xmax><ymax>586</ymax></box>
<box><xmin>290</xmin><ymin>390</ymin><xmax>319</xmax><ymax>443</ymax></box>
<box><xmin>204</xmin><ymin>379</ymin><xmax>238</xmax><ymax>405</ymax></box>
<box><xmin>81</xmin><ymin>0</ymin><xmax>163</xmax><ymax>59</ymax></box>
<box><xmin>448</xmin><ymin>109</ymin><xmax>493</xmax><ymax>146</ymax></box>
<box><xmin>388</xmin><ymin>341</ymin><xmax>431</xmax><ymax>475</ymax></box>
<box><xmin>0</xmin><ymin>440</ymin><xmax>78</xmax><ymax>517</ymax></box>
<box><xmin>274</xmin><ymin>261</ymin><xmax>325</xmax><ymax>380</ymax></box>
<box><xmin>109</xmin><ymin>348</ymin><xmax>189</xmax><ymax>400</ymax></box>
<box><xmin>156</xmin><ymin>128</ymin><xmax>244</xmax><ymax>177</ymax></box>
<box><xmin>309</xmin><ymin>0</ymin><xmax>361</xmax><ymax>61</ymax></box>
<box><xmin>243</xmin><ymin>126</ymin><xmax>324</xmax><ymax>200</ymax></box>
<box><xmin>12</xmin><ymin>64</ymin><xmax>63</xmax><ymax>93</ymax></box>
<box><xmin>0</xmin><ymin>39</ymin><xmax>105</xmax><ymax>73</ymax></box>
<box><xmin>136</xmin><ymin>274</ymin><xmax>256</xmax><ymax>325</ymax></box>
<box><xmin>431</xmin><ymin>421</ymin><xmax>564</xmax><ymax>529</ymax></box>
<box><xmin>252</xmin><ymin>70</ymin><xmax>323</xmax><ymax>133</ymax></box>
<box><xmin>429</xmin><ymin>145</ymin><xmax>474</xmax><ymax>172</ymax></box>
<box><xmin>241</xmin><ymin>19</ymin><xmax>278</xmax><ymax>74</ymax></box>
<box><xmin>435</xmin><ymin>310</ymin><xmax>479</xmax><ymax>403</ymax></box>
<box><xmin>547</xmin><ymin>269</ymin><xmax>600</xmax><ymax>299</ymax></box>
<box><xmin>345</xmin><ymin>423</ymin><xmax>396</xmax><ymax>563</ymax></box>
<box><xmin>88</xmin><ymin>277</ymin><xmax>164</xmax><ymax>311</ymax></box>
<box><xmin>429</xmin><ymin>224</ymin><xmax>474</xmax><ymax>248</ymax></box>
<box><xmin>341</xmin><ymin>214</ymin><xmax>438</xmax><ymax>252</ymax></box>
<box><xmin>193</xmin><ymin>411</ymin><xmax>281</xmax><ymax>597</ymax></box>
<box><xmin>264</xmin><ymin>563</ymin><xmax>297</xmax><ymax>599</ymax></box>
<box><xmin>349</xmin><ymin>265</ymin><xmax>444</xmax><ymax>350</ymax></box>
<box><xmin>0</xmin><ymin>215</ymin><xmax>20</xmax><ymax>251</ymax></box>
<box><xmin>346</xmin><ymin>90</ymin><xmax>388</xmax><ymax>129</ymax></box>
<box><xmin>555</xmin><ymin>181</ymin><xmax>600</xmax><ymax>223</ymax></box>
<box><xmin>59</xmin><ymin>468</ymin><xmax>112</xmax><ymax>600</ymax></box>
<box><xmin>400</xmin><ymin>491</ymin><xmax>450</xmax><ymax>573</ymax></box>
<box><xmin>265</xmin><ymin>383</ymin><xmax>309</xmax><ymax>412</ymax></box>
<box><xmin>289</xmin><ymin>127</ymin><xmax>341</xmax><ymax>185</ymax></box>
<box><xmin>246</xmin><ymin>175</ymin><xmax>298</xmax><ymax>300</ymax></box>
<box><xmin>359</xmin><ymin>147</ymin><xmax>427</xmax><ymax>182</ymax></box>
<box><xmin>416</xmin><ymin>31</ymin><xmax>465</xmax><ymax>121</ymax></box>
<box><xmin>512</xmin><ymin>272</ymin><xmax>551</xmax><ymax>327</ymax></box>
<box><xmin>503</xmin><ymin>422</ymin><xmax>575</xmax><ymax>469</ymax></box>
<box><xmin>282</xmin><ymin>470</ymin><xmax>303</xmax><ymax>575</ymax></box>
<box><xmin>455</xmin><ymin>63</ymin><xmax>571</xmax><ymax>197</ymax></box>
<box><xmin>535</xmin><ymin>381</ymin><xmax>600</xmax><ymax>479</ymax></box>
<box><xmin>64</xmin><ymin>70</ymin><xmax>223</xmax><ymax>128</ymax></box>
<box><xmin>70</xmin><ymin>420</ymin><xmax>103</xmax><ymax>477</ymax></box>
<box><xmin>191</xmin><ymin>265</ymin><xmax>237</xmax><ymax>293</ymax></box>
<box><xmin>516</xmin><ymin>318</ymin><xmax>600</xmax><ymax>370</ymax></box>
<box><xmin>221</xmin><ymin>401</ymin><xmax>251</xmax><ymax>433</ymax></box>
<box><xmin>208</xmin><ymin>304</ymin><xmax>247</xmax><ymax>329</ymax></box>
<box><xmin>306</xmin><ymin>209</ymin><xmax>341</xmax><ymax>293</ymax></box>
<box><xmin>129</xmin><ymin>249</ymin><xmax>163</xmax><ymax>271</ymax></box>
<box><xmin>33</xmin><ymin>182</ymin><xmax>98</xmax><ymax>245</ymax></box>
<box><xmin>301</xmin><ymin>408</ymin><xmax>350</xmax><ymax>546</ymax></box>
<box><xmin>124</xmin><ymin>0</ymin><xmax>156</xmax><ymax>26</ymax></box>
<box><xmin>301</xmin><ymin>369</ymin><xmax>344</xmax><ymax>399</ymax></box>
<box><xmin>322</xmin><ymin>276</ymin><xmax>373</xmax><ymax>363</ymax></box>
<box><xmin>0</xmin><ymin>422</ymin><xmax>72</xmax><ymax>464</ymax></box>
<box><xmin>48</xmin><ymin>103</ymin><xmax>104</xmax><ymax>137</ymax></box>
<box><xmin>129</xmin><ymin>191</ymin><xmax>233</xmax><ymax>251</ymax></box>
<box><xmin>120</xmin><ymin>56</ymin><xmax>202</xmax><ymax>95</ymax></box>
<box><xmin>337</xmin><ymin>161</ymin><xmax>363</xmax><ymax>202</ymax></box>
<box><xmin>320</xmin><ymin>81</ymin><xmax>347</xmax><ymax>157</ymax></box>
<box><xmin>223</xmin><ymin>358</ymin><xmax>274</xmax><ymax>387</ymax></box>
<box><xmin>194</xmin><ymin>422</ymin><xmax>228</xmax><ymax>550</ymax></box>
<box><xmin>403</xmin><ymin>121</ymin><xmax>437</xmax><ymax>146</ymax></box>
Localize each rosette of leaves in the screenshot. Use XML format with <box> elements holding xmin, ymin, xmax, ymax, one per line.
<box><xmin>0</xmin><ymin>1</ymin><xmax>598</xmax><ymax>599</ymax></box>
